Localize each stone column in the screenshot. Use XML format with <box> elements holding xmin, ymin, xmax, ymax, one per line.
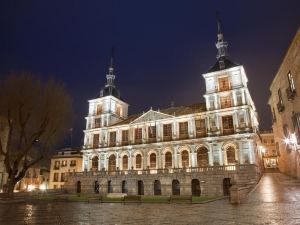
<box><xmin>116</xmin><ymin>151</ymin><xmax>120</xmax><ymax>169</ymax></box>
<box><xmin>98</xmin><ymin>154</ymin><xmax>101</xmax><ymax>171</ymax></box>
<box><xmin>219</xmin><ymin>145</ymin><xmax>224</xmax><ymax>165</ymax></box>
<box><xmin>248</xmin><ymin>141</ymin><xmax>255</xmax><ymax>164</ymax></box>
<box><xmin>214</xmin><ymin>94</ymin><xmax>218</xmax><ymax>109</ymax></box>
<box><xmin>173</xmin><ymin>146</ymin><xmax>178</xmax><ymax>168</ymax></box>
<box><xmin>232</xmin><ymin>90</ymin><xmax>237</xmax><ymax>106</ymax></box>
<box><xmin>238</xmin><ymin>141</ymin><xmax>244</xmax><ymax>164</ymax></box>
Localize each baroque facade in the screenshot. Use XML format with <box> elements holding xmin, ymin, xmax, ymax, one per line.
<box><xmin>66</xmin><ymin>19</ymin><xmax>262</xmax><ymax>196</ymax></box>
<box><xmin>268</xmin><ymin>27</ymin><xmax>300</xmax><ymax>178</ymax></box>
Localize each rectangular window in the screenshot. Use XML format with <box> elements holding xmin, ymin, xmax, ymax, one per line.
<box><xmin>60</xmin><ymin>173</ymin><xmax>65</xmax><ymax>182</ymax></box>
<box><xmin>218</xmin><ymin>77</ymin><xmax>230</xmax><ymax>91</ymax></box>
<box><xmin>93</xmin><ymin>134</ymin><xmax>99</xmax><ymax>148</ymax></box>
<box><xmin>292</xmin><ymin>113</ymin><xmax>300</xmax><ymax>145</ymax></box>
<box><xmin>53</xmin><ymin>173</ymin><xmax>59</xmax><ymax>182</ymax></box>
<box><xmin>148</xmin><ymin>126</ymin><xmax>156</xmax><ymax>142</ymax></box>
<box><xmin>54</xmin><ymin>161</ymin><xmax>60</xmax><ymax>170</ymax></box>
<box><xmin>122</xmin><ymin>130</ymin><xmax>129</xmax><ymax>145</ymax></box>
<box><xmin>61</xmin><ymin>160</ymin><xmax>67</xmax><ymax>167</ymax></box>
<box><xmin>222</xmin><ymin>115</ymin><xmax>234</xmax><ymax>135</ymax></box>
<box><xmin>70</xmin><ymin>160</ymin><xmax>76</xmax><ymax>167</ymax></box>
<box><xmin>220</xmin><ymin>96</ymin><xmax>232</xmax><ymax>109</ymax></box>
<box><xmin>94</xmin><ymin>118</ymin><xmax>101</xmax><ymax>128</ymax></box>
<box><xmin>96</xmin><ymin>104</ymin><xmax>102</xmax><ymax>115</ymax></box>
<box><xmin>236</xmin><ymin>92</ymin><xmax>243</xmax><ymax>106</ymax></box>
<box><xmin>109</xmin><ymin>131</ymin><xmax>116</xmax><ymax>147</ymax></box>
<box><xmin>116</xmin><ymin>106</ymin><xmax>121</xmax><ymax>117</ymax></box>
<box><xmin>163</xmin><ymin>124</ymin><xmax>172</xmax><ymax>141</ymax></box>
<box><xmin>277</xmin><ymin>89</ymin><xmax>284</xmax><ymax>112</ymax></box>
<box><xmin>239</xmin><ymin>112</ymin><xmax>246</xmax><ymax>128</ymax></box>
<box><xmin>179</xmin><ymin>122</ymin><xmax>188</xmax><ymax>139</ymax></box>
<box><xmin>195</xmin><ymin>119</ymin><xmax>206</xmax><ymax>137</ymax></box>
<box><xmin>288</xmin><ymin>71</ymin><xmax>296</xmax><ymax>91</ymax></box>
<box><xmin>135</xmin><ymin>128</ymin><xmax>142</xmax><ymax>144</ymax></box>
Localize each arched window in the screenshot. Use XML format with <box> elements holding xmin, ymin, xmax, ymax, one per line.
<box><xmin>150</xmin><ymin>153</ymin><xmax>156</xmax><ymax>168</ymax></box>
<box><xmin>108</xmin><ymin>155</ymin><xmax>116</xmax><ymax>171</ymax></box>
<box><xmin>92</xmin><ymin>156</ymin><xmax>99</xmax><ymax>170</ymax></box>
<box><xmin>197</xmin><ymin>147</ymin><xmax>209</xmax><ymax>167</ymax></box>
<box><xmin>191</xmin><ymin>179</ymin><xmax>201</xmax><ymax>196</ymax></box>
<box><xmin>165</xmin><ymin>152</ymin><xmax>172</xmax><ymax>168</ymax></box>
<box><xmin>154</xmin><ymin>180</ymin><xmax>161</xmax><ymax>195</ymax></box>
<box><xmin>226</xmin><ymin>146</ymin><xmax>236</xmax><ymax>164</ymax></box>
<box><xmin>122</xmin><ymin>155</ymin><xmax>128</xmax><ymax>170</ymax></box>
<box><xmin>172</xmin><ymin>180</ymin><xmax>180</xmax><ymax>195</ymax></box>
<box><xmin>136</xmin><ymin>154</ymin><xmax>142</xmax><ymax>169</ymax></box>
<box><xmin>181</xmin><ymin>150</ymin><xmax>189</xmax><ymax>168</ymax></box>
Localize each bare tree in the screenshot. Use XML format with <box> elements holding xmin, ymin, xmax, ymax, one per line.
<box><xmin>0</xmin><ymin>72</ymin><xmax>73</xmax><ymax>198</ymax></box>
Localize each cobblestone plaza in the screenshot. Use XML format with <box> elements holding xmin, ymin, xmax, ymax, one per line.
<box><xmin>1</xmin><ymin>172</ymin><xmax>300</xmax><ymax>225</ymax></box>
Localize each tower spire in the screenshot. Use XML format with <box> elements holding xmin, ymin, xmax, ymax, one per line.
<box><xmin>106</xmin><ymin>47</ymin><xmax>115</xmax><ymax>86</ymax></box>
<box><xmin>215</xmin><ymin>12</ymin><xmax>228</xmax><ymax>61</ymax></box>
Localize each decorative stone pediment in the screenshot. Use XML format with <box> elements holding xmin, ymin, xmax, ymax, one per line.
<box><xmin>131</xmin><ymin>109</ymin><xmax>173</xmax><ymax>124</ymax></box>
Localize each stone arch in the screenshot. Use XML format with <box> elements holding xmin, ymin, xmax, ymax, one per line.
<box><xmin>172</xmin><ymin>179</ymin><xmax>180</xmax><ymax>195</ymax></box>
<box><xmin>147</xmin><ymin>150</ymin><xmax>158</xmax><ymax>169</ymax></box>
<box><xmin>122</xmin><ymin>155</ymin><xmax>129</xmax><ymax>170</ymax></box>
<box><xmin>135</xmin><ymin>153</ymin><xmax>143</xmax><ymax>169</ymax></box>
<box><xmin>162</xmin><ymin>147</ymin><xmax>173</xmax><ymax>168</ymax></box>
<box><xmin>91</xmin><ymin>155</ymin><xmax>99</xmax><ymax>170</ymax></box>
<box><xmin>191</xmin><ymin>179</ymin><xmax>201</xmax><ymax>196</ymax></box>
<box><xmin>178</xmin><ymin>146</ymin><xmax>191</xmax><ymax>168</ymax></box>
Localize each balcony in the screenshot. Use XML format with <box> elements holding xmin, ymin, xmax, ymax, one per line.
<box><xmin>286</xmin><ymin>87</ymin><xmax>296</xmax><ymax>100</ymax></box>
<box><xmin>277</xmin><ymin>102</ymin><xmax>284</xmax><ymax>112</ymax></box>
<box><xmin>223</xmin><ymin>128</ymin><xmax>234</xmax><ymax>135</ymax></box>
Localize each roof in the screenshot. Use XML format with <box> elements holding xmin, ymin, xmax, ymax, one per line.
<box><xmin>112</xmin><ymin>103</ymin><xmax>206</xmax><ymax>126</ymax></box>
<box><xmin>207</xmin><ymin>57</ymin><xmax>240</xmax><ymax>73</ymax></box>
<box><xmin>100</xmin><ymin>85</ymin><xmax>121</xmax><ymax>99</ymax></box>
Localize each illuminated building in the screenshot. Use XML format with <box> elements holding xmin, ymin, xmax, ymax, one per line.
<box><xmin>260</xmin><ymin>131</ymin><xmax>278</xmax><ymax>168</ymax></box>
<box><xmin>66</xmin><ymin>17</ymin><xmax>262</xmax><ymax>196</ymax></box>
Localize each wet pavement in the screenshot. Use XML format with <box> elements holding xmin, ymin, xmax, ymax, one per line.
<box><xmin>1</xmin><ymin>172</ymin><xmax>300</xmax><ymax>225</ymax></box>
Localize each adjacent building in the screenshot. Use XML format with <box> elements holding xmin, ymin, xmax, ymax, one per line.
<box><xmin>49</xmin><ymin>148</ymin><xmax>82</xmax><ymax>189</ymax></box>
<box><xmin>268</xmin><ymin>27</ymin><xmax>300</xmax><ymax>178</ymax></box>
<box><xmin>66</xmin><ymin>18</ymin><xmax>262</xmax><ymax>196</ymax></box>
<box><xmin>260</xmin><ymin>131</ymin><xmax>278</xmax><ymax>168</ymax></box>
<box><xmin>0</xmin><ymin>117</ymin><xmax>8</xmax><ymax>192</ymax></box>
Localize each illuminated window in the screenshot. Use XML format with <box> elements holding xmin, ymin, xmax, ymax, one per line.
<box><xmin>135</xmin><ymin>128</ymin><xmax>142</xmax><ymax>143</ymax></box>
<box><xmin>222</xmin><ymin>116</ymin><xmax>234</xmax><ymax>135</ymax></box>
<box><xmin>136</xmin><ymin>154</ymin><xmax>142</xmax><ymax>169</ymax></box>
<box><xmin>292</xmin><ymin>113</ymin><xmax>300</xmax><ymax>145</ymax></box>
<box><xmin>109</xmin><ymin>131</ymin><xmax>116</xmax><ymax>147</ymax></box>
<box><xmin>150</xmin><ymin>153</ymin><xmax>156</xmax><ymax>168</ymax></box>
<box><xmin>122</xmin><ymin>155</ymin><xmax>128</xmax><ymax>170</ymax></box>
<box><xmin>148</xmin><ymin>126</ymin><xmax>156</xmax><ymax>140</ymax></box>
<box><xmin>287</xmin><ymin>71</ymin><xmax>296</xmax><ymax>91</ymax></box>
<box><xmin>165</xmin><ymin>152</ymin><xmax>172</xmax><ymax>168</ymax></box>
<box><xmin>61</xmin><ymin>160</ymin><xmax>67</xmax><ymax>167</ymax></box>
<box><xmin>108</xmin><ymin>155</ymin><xmax>116</xmax><ymax>171</ymax></box>
<box><xmin>60</xmin><ymin>173</ymin><xmax>65</xmax><ymax>182</ymax></box>
<box><xmin>218</xmin><ymin>77</ymin><xmax>230</xmax><ymax>91</ymax></box>
<box><xmin>179</xmin><ymin>122</ymin><xmax>188</xmax><ymax>139</ymax></box>
<box><xmin>53</xmin><ymin>173</ymin><xmax>59</xmax><ymax>182</ymax></box>
<box><xmin>96</xmin><ymin>104</ymin><xmax>103</xmax><ymax>115</ymax></box>
<box><xmin>195</xmin><ymin>119</ymin><xmax>206</xmax><ymax>137</ymax></box>
<box><xmin>122</xmin><ymin>130</ymin><xmax>129</xmax><ymax>145</ymax></box>
<box><xmin>226</xmin><ymin>146</ymin><xmax>236</xmax><ymax>164</ymax></box>
<box><xmin>220</xmin><ymin>96</ymin><xmax>232</xmax><ymax>109</ymax></box>
<box><xmin>93</xmin><ymin>134</ymin><xmax>99</xmax><ymax>148</ymax></box>
<box><xmin>181</xmin><ymin>150</ymin><xmax>189</xmax><ymax>168</ymax></box>
<box><xmin>163</xmin><ymin>124</ymin><xmax>172</xmax><ymax>141</ymax></box>
<box><xmin>94</xmin><ymin>118</ymin><xmax>101</xmax><ymax>128</ymax></box>
<box><xmin>116</xmin><ymin>106</ymin><xmax>122</xmax><ymax>117</ymax></box>
<box><xmin>54</xmin><ymin>161</ymin><xmax>60</xmax><ymax>170</ymax></box>
<box><xmin>197</xmin><ymin>147</ymin><xmax>209</xmax><ymax>167</ymax></box>
<box><xmin>70</xmin><ymin>160</ymin><xmax>76</xmax><ymax>167</ymax></box>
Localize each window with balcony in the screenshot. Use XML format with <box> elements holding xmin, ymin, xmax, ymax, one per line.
<box><xmin>148</xmin><ymin>126</ymin><xmax>156</xmax><ymax>143</ymax></box>
<box><xmin>135</xmin><ymin>128</ymin><xmax>142</xmax><ymax>144</ymax></box>
<box><xmin>122</xmin><ymin>130</ymin><xmax>129</xmax><ymax>145</ymax></box>
<box><xmin>220</xmin><ymin>96</ymin><xmax>232</xmax><ymax>109</ymax></box>
<box><xmin>179</xmin><ymin>122</ymin><xmax>188</xmax><ymax>139</ymax></box>
<box><xmin>96</xmin><ymin>104</ymin><xmax>103</xmax><ymax>115</ymax></box>
<box><xmin>109</xmin><ymin>131</ymin><xmax>116</xmax><ymax>147</ymax></box>
<box><xmin>218</xmin><ymin>77</ymin><xmax>230</xmax><ymax>92</ymax></box>
<box><xmin>53</xmin><ymin>173</ymin><xmax>59</xmax><ymax>182</ymax></box>
<box><xmin>94</xmin><ymin>118</ymin><xmax>101</xmax><ymax>128</ymax></box>
<box><xmin>195</xmin><ymin>119</ymin><xmax>206</xmax><ymax>137</ymax></box>
<box><xmin>54</xmin><ymin>161</ymin><xmax>60</xmax><ymax>170</ymax></box>
<box><xmin>93</xmin><ymin>134</ymin><xmax>99</xmax><ymax>148</ymax></box>
<box><xmin>222</xmin><ymin>116</ymin><xmax>234</xmax><ymax>135</ymax></box>
<box><xmin>277</xmin><ymin>89</ymin><xmax>284</xmax><ymax>112</ymax></box>
<box><xmin>163</xmin><ymin>124</ymin><xmax>172</xmax><ymax>141</ymax></box>
<box><xmin>287</xmin><ymin>71</ymin><xmax>296</xmax><ymax>100</ymax></box>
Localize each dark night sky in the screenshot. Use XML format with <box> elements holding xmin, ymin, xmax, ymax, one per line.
<box><xmin>0</xmin><ymin>1</ymin><xmax>300</xmax><ymax>149</ymax></box>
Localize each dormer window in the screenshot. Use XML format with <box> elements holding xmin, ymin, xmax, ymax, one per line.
<box><xmin>218</xmin><ymin>76</ymin><xmax>230</xmax><ymax>92</ymax></box>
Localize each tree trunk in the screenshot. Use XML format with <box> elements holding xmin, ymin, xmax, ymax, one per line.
<box><xmin>6</xmin><ymin>176</ymin><xmax>16</xmax><ymax>199</ymax></box>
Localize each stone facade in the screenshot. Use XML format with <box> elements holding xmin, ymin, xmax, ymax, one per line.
<box><xmin>268</xmin><ymin>27</ymin><xmax>300</xmax><ymax>178</ymax></box>
<box><xmin>65</xmin><ymin>19</ymin><xmax>263</xmax><ymax>196</ymax></box>
<box><xmin>0</xmin><ymin>117</ymin><xmax>8</xmax><ymax>192</ymax></box>
<box><xmin>260</xmin><ymin>131</ymin><xmax>278</xmax><ymax>168</ymax></box>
